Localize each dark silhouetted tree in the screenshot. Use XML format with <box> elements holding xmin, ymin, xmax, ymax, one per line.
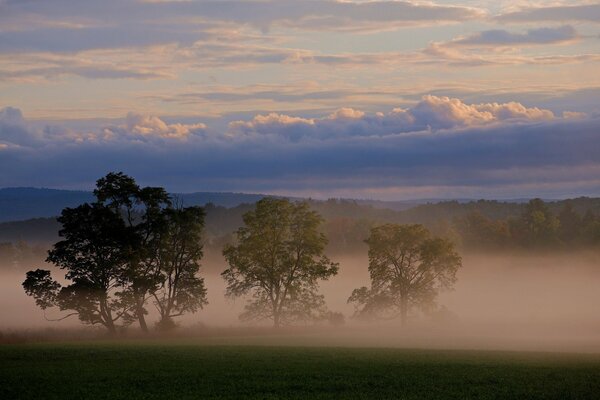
<box><xmin>94</xmin><ymin>172</ymin><xmax>171</xmax><ymax>332</ymax></box>
<box><xmin>348</xmin><ymin>224</ymin><xmax>461</xmax><ymax>326</ymax></box>
<box><xmin>23</xmin><ymin>172</ymin><xmax>208</xmax><ymax>333</ymax></box>
<box><xmin>23</xmin><ymin>203</ymin><xmax>133</xmax><ymax>333</ymax></box>
<box><xmin>152</xmin><ymin>205</ymin><xmax>207</xmax><ymax>330</ymax></box>
<box><xmin>222</xmin><ymin>198</ymin><xmax>338</xmax><ymax>328</ymax></box>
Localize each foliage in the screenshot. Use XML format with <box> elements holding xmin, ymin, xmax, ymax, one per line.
<box><xmin>22</xmin><ymin>172</ymin><xmax>208</xmax><ymax>333</ymax></box>
<box><xmin>349</xmin><ymin>224</ymin><xmax>461</xmax><ymax>325</ymax></box>
<box><xmin>94</xmin><ymin>172</ymin><xmax>172</xmax><ymax>331</ymax></box>
<box><xmin>24</xmin><ymin>203</ymin><xmax>134</xmax><ymax>331</ymax></box>
<box><xmin>153</xmin><ymin>206</ymin><xmax>208</xmax><ymax>330</ymax></box>
<box><xmin>22</xmin><ymin>269</ymin><xmax>60</xmax><ymax>310</ymax></box>
<box><xmin>222</xmin><ymin>198</ymin><xmax>338</xmax><ymax>327</ymax></box>
<box><xmin>6</xmin><ymin>197</ymin><xmax>600</xmax><ymax>256</ymax></box>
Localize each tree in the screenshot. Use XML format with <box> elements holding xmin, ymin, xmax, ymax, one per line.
<box><xmin>558</xmin><ymin>201</ymin><xmax>582</xmax><ymax>245</ymax></box>
<box><xmin>455</xmin><ymin>211</ymin><xmax>511</xmax><ymax>250</ymax></box>
<box><xmin>23</xmin><ymin>203</ymin><xmax>133</xmax><ymax>333</ymax></box>
<box><xmin>94</xmin><ymin>172</ymin><xmax>171</xmax><ymax>332</ymax></box>
<box><xmin>152</xmin><ymin>205</ymin><xmax>208</xmax><ymax>330</ymax></box>
<box><xmin>23</xmin><ymin>172</ymin><xmax>208</xmax><ymax>333</ymax></box>
<box><xmin>222</xmin><ymin>198</ymin><xmax>338</xmax><ymax>328</ymax></box>
<box><xmin>513</xmin><ymin>198</ymin><xmax>560</xmax><ymax>247</ymax></box>
<box><xmin>348</xmin><ymin>224</ymin><xmax>461</xmax><ymax>326</ymax></box>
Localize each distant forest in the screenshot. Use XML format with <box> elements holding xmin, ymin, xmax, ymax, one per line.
<box><xmin>1</xmin><ymin>196</ymin><xmax>600</xmax><ymax>271</ymax></box>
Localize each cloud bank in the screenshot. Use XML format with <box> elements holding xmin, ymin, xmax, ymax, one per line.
<box><xmin>229</xmin><ymin>96</ymin><xmax>556</xmax><ymax>140</ymax></box>
<box><xmin>1</xmin><ymin>96</ymin><xmax>598</xmax><ymax>199</ymax></box>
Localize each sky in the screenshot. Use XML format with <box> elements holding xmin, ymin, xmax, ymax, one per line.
<box><xmin>0</xmin><ymin>0</ymin><xmax>599</xmax><ymax>200</ymax></box>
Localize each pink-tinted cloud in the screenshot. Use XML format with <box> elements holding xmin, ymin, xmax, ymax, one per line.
<box><xmin>229</xmin><ymin>96</ymin><xmax>556</xmax><ymax>140</ymax></box>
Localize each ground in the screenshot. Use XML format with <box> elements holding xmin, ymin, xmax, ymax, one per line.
<box><xmin>1</xmin><ymin>340</ymin><xmax>600</xmax><ymax>399</ymax></box>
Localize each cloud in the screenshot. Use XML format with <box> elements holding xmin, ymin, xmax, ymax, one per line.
<box><xmin>103</xmin><ymin>113</ymin><xmax>208</xmax><ymax>140</ymax></box>
<box><xmin>166</xmin><ymin>87</ymin><xmax>354</xmax><ymax>104</ymax></box>
<box><xmin>1</xmin><ymin>115</ymin><xmax>599</xmax><ymax>199</ymax></box>
<box><xmin>0</xmin><ymin>106</ymin><xmax>24</xmax><ymax>125</ymax></box>
<box><xmin>448</xmin><ymin>26</ymin><xmax>579</xmax><ymax>47</ymax></box>
<box><xmin>0</xmin><ymin>1</ymin><xmax>485</xmax><ymax>44</ymax></box>
<box><xmin>0</xmin><ymin>107</ymin><xmax>208</xmax><ymax>146</ymax></box>
<box><xmin>228</xmin><ymin>96</ymin><xmax>556</xmax><ymax>140</ymax></box>
<box><xmin>0</xmin><ymin>106</ymin><xmax>41</xmax><ymax>146</ymax></box>
<box><xmin>0</xmin><ymin>65</ymin><xmax>172</xmax><ymax>82</ymax></box>
<box><xmin>0</xmin><ymin>97</ymin><xmax>599</xmax><ymax>198</ymax></box>
<box><xmin>0</xmin><ymin>24</ymin><xmax>214</xmax><ymax>53</ymax></box>
<box><xmin>497</xmin><ymin>4</ymin><xmax>600</xmax><ymax>23</ymax></box>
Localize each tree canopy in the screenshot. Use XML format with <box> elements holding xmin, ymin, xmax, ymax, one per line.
<box><xmin>222</xmin><ymin>198</ymin><xmax>338</xmax><ymax>327</ymax></box>
<box><xmin>348</xmin><ymin>224</ymin><xmax>461</xmax><ymax>326</ymax></box>
<box><xmin>22</xmin><ymin>172</ymin><xmax>207</xmax><ymax>333</ymax></box>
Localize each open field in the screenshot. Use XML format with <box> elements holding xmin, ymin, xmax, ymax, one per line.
<box><xmin>2</xmin><ymin>341</ymin><xmax>600</xmax><ymax>400</ymax></box>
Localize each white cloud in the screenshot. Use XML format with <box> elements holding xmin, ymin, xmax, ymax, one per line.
<box><xmin>228</xmin><ymin>96</ymin><xmax>557</xmax><ymax>140</ymax></box>
<box><xmin>118</xmin><ymin>112</ymin><xmax>208</xmax><ymax>139</ymax></box>
<box><xmin>102</xmin><ymin>112</ymin><xmax>207</xmax><ymax>140</ymax></box>
<box><xmin>0</xmin><ymin>107</ymin><xmax>208</xmax><ymax>146</ymax></box>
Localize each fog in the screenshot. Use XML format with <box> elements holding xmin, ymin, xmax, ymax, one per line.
<box><xmin>2</xmin><ymin>251</ymin><xmax>600</xmax><ymax>353</ymax></box>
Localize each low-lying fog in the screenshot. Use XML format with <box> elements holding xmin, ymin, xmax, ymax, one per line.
<box><xmin>2</xmin><ymin>252</ymin><xmax>600</xmax><ymax>353</ymax></box>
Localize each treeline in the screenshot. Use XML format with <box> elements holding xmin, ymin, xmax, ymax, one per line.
<box><xmin>320</xmin><ymin>198</ymin><xmax>600</xmax><ymax>252</ymax></box>
<box><xmin>2</xmin><ymin>195</ymin><xmax>600</xmax><ymax>265</ymax></box>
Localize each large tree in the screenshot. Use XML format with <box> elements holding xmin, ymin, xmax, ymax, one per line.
<box><xmin>152</xmin><ymin>205</ymin><xmax>207</xmax><ymax>330</ymax></box>
<box><xmin>348</xmin><ymin>224</ymin><xmax>461</xmax><ymax>326</ymax></box>
<box><xmin>94</xmin><ymin>172</ymin><xmax>171</xmax><ymax>332</ymax></box>
<box><xmin>222</xmin><ymin>198</ymin><xmax>338</xmax><ymax>328</ymax></box>
<box><xmin>23</xmin><ymin>203</ymin><xmax>133</xmax><ymax>333</ymax></box>
<box><xmin>23</xmin><ymin>172</ymin><xmax>208</xmax><ymax>333</ymax></box>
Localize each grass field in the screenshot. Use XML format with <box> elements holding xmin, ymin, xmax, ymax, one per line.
<box><xmin>2</xmin><ymin>342</ymin><xmax>600</xmax><ymax>399</ymax></box>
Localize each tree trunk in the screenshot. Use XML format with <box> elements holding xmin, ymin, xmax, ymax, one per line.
<box><xmin>101</xmin><ymin>298</ymin><xmax>117</xmax><ymax>334</ymax></box>
<box><xmin>136</xmin><ymin>301</ymin><xmax>149</xmax><ymax>333</ymax></box>
<box><xmin>273</xmin><ymin>309</ymin><xmax>280</xmax><ymax>329</ymax></box>
<box><xmin>157</xmin><ymin>316</ymin><xmax>176</xmax><ymax>331</ymax></box>
<box><xmin>400</xmin><ymin>297</ymin><xmax>408</xmax><ymax>327</ymax></box>
<box><xmin>106</xmin><ymin>322</ymin><xmax>117</xmax><ymax>335</ymax></box>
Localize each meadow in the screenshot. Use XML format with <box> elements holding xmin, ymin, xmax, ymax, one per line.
<box><xmin>2</xmin><ymin>340</ymin><xmax>600</xmax><ymax>400</ymax></box>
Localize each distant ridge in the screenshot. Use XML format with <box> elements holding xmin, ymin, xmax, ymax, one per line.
<box><xmin>0</xmin><ymin>188</ymin><xmax>95</xmax><ymax>223</ymax></box>
<box><xmin>0</xmin><ymin>187</ymin><xmax>274</xmax><ymax>223</ymax></box>
<box><xmin>0</xmin><ymin>187</ymin><xmax>575</xmax><ymax>223</ymax></box>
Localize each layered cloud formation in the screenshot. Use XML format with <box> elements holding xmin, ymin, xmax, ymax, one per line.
<box><xmin>229</xmin><ymin>96</ymin><xmax>557</xmax><ymax>140</ymax></box>
<box><xmin>1</xmin><ymin>1</ymin><xmax>598</xmax><ymax>198</ymax></box>
<box><xmin>1</xmin><ymin>96</ymin><xmax>598</xmax><ymax>199</ymax></box>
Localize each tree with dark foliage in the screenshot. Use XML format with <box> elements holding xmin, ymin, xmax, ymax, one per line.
<box><xmin>23</xmin><ymin>172</ymin><xmax>207</xmax><ymax>333</ymax></box>
<box><xmin>94</xmin><ymin>172</ymin><xmax>171</xmax><ymax>332</ymax></box>
<box><xmin>153</xmin><ymin>205</ymin><xmax>207</xmax><ymax>330</ymax></box>
<box><xmin>23</xmin><ymin>203</ymin><xmax>133</xmax><ymax>333</ymax></box>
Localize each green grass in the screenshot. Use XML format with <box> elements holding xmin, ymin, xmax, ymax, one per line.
<box><xmin>1</xmin><ymin>342</ymin><xmax>600</xmax><ymax>399</ymax></box>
